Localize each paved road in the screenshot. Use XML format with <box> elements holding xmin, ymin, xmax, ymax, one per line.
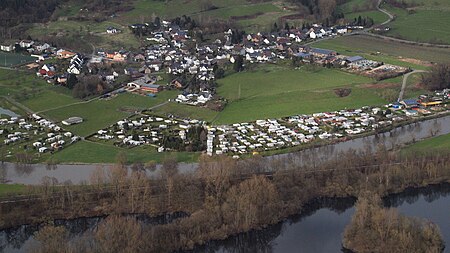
<box><xmin>377</xmin><ymin>0</ymin><xmax>394</xmax><ymax>26</ymax></box>
<box><xmin>398</xmin><ymin>70</ymin><xmax>429</xmax><ymax>101</ymax></box>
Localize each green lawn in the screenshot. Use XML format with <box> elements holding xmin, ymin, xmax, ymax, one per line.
<box><xmin>211</xmin><ymin>65</ymin><xmax>386</xmax><ymax>124</ymax></box>
<box><xmin>22</xmin><ymin>89</ymin><xmax>79</xmax><ymax>112</ymax></box>
<box><xmin>42</xmin><ymin>91</ymin><xmax>177</xmax><ymax>137</ymax></box>
<box><xmin>402</xmin><ymin>133</ymin><xmax>450</xmax><ymax>154</ymax></box>
<box><xmin>0</xmin><ymin>52</ymin><xmax>35</xmax><ymax>67</ymax></box>
<box><xmin>49</xmin><ymin>140</ymin><xmax>199</xmax><ymax>164</ymax></box>
<box><xmin>314</xmin><ymin>35</ymin><xmax>450</xmax><ymax>66</ymax></box>
<box><xmin>0</xmin><ymin>184</ymin><xmax>26</xmax><ymax>196</ymax></box>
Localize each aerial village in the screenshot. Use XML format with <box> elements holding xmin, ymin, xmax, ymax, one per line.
<box><xmin>0</xmin><ymin>19</ymin><xmax>449</xmax><ymax>158</ymax></box>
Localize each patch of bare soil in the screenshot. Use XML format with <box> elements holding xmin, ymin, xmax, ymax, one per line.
<box><xmin>398</xmin><ymin>57</ymin><xmax>433</xmax><ymax>67</ymax></box>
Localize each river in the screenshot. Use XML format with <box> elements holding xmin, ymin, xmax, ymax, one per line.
<box><xmin>197</xmin><ymin>183</ymin><xmax>450</xmax><ymax>253</ymax></box>
<box><xmin>0</xmin><ymin>184</ymin><xmax>448</xmax><ymax>253</ymax></box>
<box><xmin>2</xmin><ymin>115</ymin><xmax>450</xmax><ymax>185</ymax></box>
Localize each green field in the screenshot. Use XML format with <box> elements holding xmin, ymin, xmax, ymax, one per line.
<box><xmin>314</xmin><ymin>35</ymin><xmax>450</xmax><ymax>66</ymax></box>
<box><xmin>211</xmin><ymin>65</ymin><xmax>386</xmax><ymax>124</ymax></box>
<box><xmin>50</xmin><ymin>140</ymin><xmax>199</xmax><ymax>164</ymax></box>
<box><xmin>402</xmin><ymin>133</ymin><xmax>450</xmax><ymax>154</ymax></box>
<box><xmin>0</xmin><ymin>184</ymin><xmax>26</xmax><ymax>196</ymax></box>
<box><xmin>42</xmin><ymin>91</ymin><xmax>177</xmax><ymax>137</ymax></box>
<box><xmin>0</xmin><ymin>52</ymin><xmax>35</xmax><ymax>67</ymax></box>
<box><xmin>385</xmin><ymin>8</ymin><xmax>450</xmax><ymax>44</ymax></box>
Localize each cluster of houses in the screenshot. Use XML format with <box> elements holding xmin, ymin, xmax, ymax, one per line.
<box><xmin>0</xmin><ymin>114</ymin><xmax>79</xmax><ymax>155</ymax></box>
<box><xmin>91</xmin><ymin>115</ymin><xmax>205</xmax><ymax>152</ymax></box>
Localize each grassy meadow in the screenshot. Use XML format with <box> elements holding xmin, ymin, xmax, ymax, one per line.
<box><xmin>211</xmin><ymin>65</ymin><xmax>386</xmax><ymax>124</ymax></box>
<box><xmin>384</xmin><ymin>8</ymin><xmax>450</xmax><ymax>44</ymax></box>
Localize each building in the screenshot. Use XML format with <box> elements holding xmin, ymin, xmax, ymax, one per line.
<box><xmin>62</xmin><ymin>117</ymin><xmax>83</xmax><ymax>126</ymax></box>
<box><xmin>310</xmin><ymin>48</ymin><xmax>337</xmax><ymax>57</ymax></box>
<box><xmin>0</xmin><ymin>44</ymin><xmax>15</xmax><ymax>52</ymax></box>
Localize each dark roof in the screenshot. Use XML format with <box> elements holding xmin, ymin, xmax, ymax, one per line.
<box><xmin>311</xmin><ymin>48</ymin><xmax>335</xmax><ymax>55</ymax></box>
<box><xmin>346</xmin><ymin>56</ymin><xmax>365</xmax><ymax>63</ymax></box>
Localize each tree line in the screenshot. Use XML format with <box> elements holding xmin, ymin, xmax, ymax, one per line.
<box><xmin>1</xmin><ymin>145</ymin><xmax>449</xmax><ymax>252</ymax></box>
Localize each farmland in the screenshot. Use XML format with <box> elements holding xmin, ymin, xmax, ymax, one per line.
<box><xmin>314</xmin><ymin>35</ymin><xmax>450</xmax><ymax>66</ymax></box>
<box><xmin>0</xmin><ymin>52</ymin><xmax>35</xmax><ymax>67</ymax></box>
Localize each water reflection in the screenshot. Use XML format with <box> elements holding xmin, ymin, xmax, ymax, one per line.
<box><xmin>0</xmin><ymin>212</ymin><xmax>189</xmax><ymax>253</ymax></box>
<box><xmin>196</xmin><ymin>184</ymin><xmax>450</xmax><ymax>253</ymax></box>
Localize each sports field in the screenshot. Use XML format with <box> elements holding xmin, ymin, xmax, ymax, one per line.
<box><xmin>0</xmin><ymin>52</ymin><xmax>35</xmax><ymax>67</ymax></box>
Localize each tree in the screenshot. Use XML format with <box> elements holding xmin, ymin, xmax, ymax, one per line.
<box><xmin>33</xmin><ymin>225</ymin><xmax>69</xmax><ymax>253</ymax></box>
<box><xmin>94</xmin><ymin>215</ymin><xmax>143</xmax><ymax>253</ymax></box>
<box><xmin>233</xmin><ymin>55</ymin><xmax>244</xmax><ymax>72</ymax></box>
<box><xmin>65</xmin><ymin>74</ymin><xmax>77</xmax><ymax>90</ymax></box>
<box><xmin>421</xmin><ymin>64</ymin><xmax>450</xmax><ymax>90</ymax></box>
<box><xmin>318</xmin><ymin>0</ymin><xmax>337</xmax><ymax>19</ymax></box>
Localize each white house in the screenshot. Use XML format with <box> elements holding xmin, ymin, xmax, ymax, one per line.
<box><xmin>19</xmin><ymin>40</ymin><xmax>34</xmax><ymax>48</ymax></box>
<box><xmin>0</xmin><ymin>44</ymin><xmax>15</xmax><ymax>52</ymax></box>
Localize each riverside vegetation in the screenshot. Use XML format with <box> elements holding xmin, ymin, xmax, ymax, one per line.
<box><xmin>343</xmin><ymin>192</ymin><xmax>445</xmax><ymax>253</ymax></box>
<box><xmin>1</xmin><ymin>147</ymin><xmax>450</xmax><ymax>252</ymax></box>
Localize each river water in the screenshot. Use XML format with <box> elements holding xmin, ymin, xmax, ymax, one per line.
<box><xmin>2</xmin><ymin>115</ymin><xmax>450</xmax><ymax>185</ymax></box>
<box><xmin>0</xmin><ymin>108</ymin><xmax>20</xmax><ymax>118</ymax></box>
<box><xmin>1</xmin><ymin>185</ymin><xmax>448</xmax><ymax>253</ymax></box>
<box><xmin>198</xmin><ymin>184</ymin><xmax>450</xmax><ymax>253</ymax></box>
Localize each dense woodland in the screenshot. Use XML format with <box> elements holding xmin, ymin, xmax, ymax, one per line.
<box><xmin>343</xmin><ymin>192</ymin><xmax>444</xmax><ymax>252</ymax></box>
<box><xmin>1</xmin><ymin>145</ymin><xmax>449</xmax><ymax>252</ymax></box>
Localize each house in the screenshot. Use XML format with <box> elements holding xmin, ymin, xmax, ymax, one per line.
<box><xmin>35</xmin><ymin>43</ymin><xmax>51</xmax><ymax>52</ymax></box>
<box><xmin>400</xmin><ymin>99</ymin><xmax>419</xmax><ymax>108</ymax></box>
<box><xmin>128</xmin><ymin>77</ymin><xmax>162</xmax><ymax>93</ymax></box>
<box><xmin>106</xmin><ymin>27</ymin><xmax>120</xmax><ymax>34</ymax></box>
<box><xmin>19</xmin><ymin>40</ymin><xmax>34</xmax><ymax>48</ymax></box>
<box><xmin>310</xmin><ymin>48</ymin><xmax>337</xmax><ymax>57</ymax></box>
<box><xmin>0</xmin><ymin>44</ymin><xmax>15</xmax><ymax>52</ymax></box>
<box><xmin>141</xmin><ymin>84</ymin><xmax>162</xmax><ymax>93</ymax></box>
<box><xmin>57</xmin><ymin>50</ymin><xmax>76</xmax><ymax>59</ymax></box>
<box><xmin>57</xmin><ymin>75</ymin><xmax>67</xmax><ymax>84</ymax></box>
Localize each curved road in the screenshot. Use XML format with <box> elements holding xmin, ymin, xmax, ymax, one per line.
<box><xmin>398</xmin><ymin>70</ymin><xmax>429</xmax><ymax>101</ymax></box>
